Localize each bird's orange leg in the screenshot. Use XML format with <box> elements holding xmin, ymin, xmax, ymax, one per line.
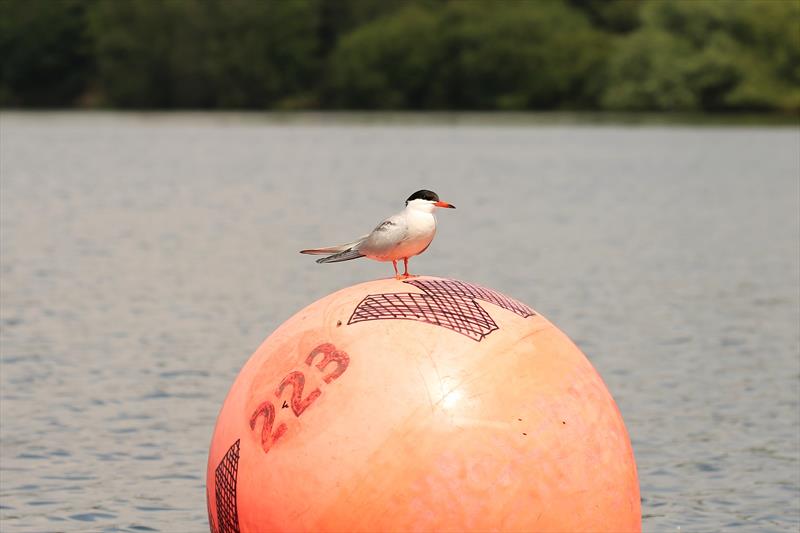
<box><xmin>400</xmin><ymin>258</ymin><xmax>418</xmax><ymax>279</ymax></box>
<box><xmin>392</xmin><ymin>260</ymin><xmax>400</xmax><ymax>279</ymax></box>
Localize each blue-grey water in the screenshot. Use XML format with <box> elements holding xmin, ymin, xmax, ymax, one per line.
<box><xmin>1</xmin><ymin>112</ymin><xmax>798</xmax><ymax>532</ymax></box>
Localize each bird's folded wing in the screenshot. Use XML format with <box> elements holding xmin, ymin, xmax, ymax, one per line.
<box><xmin>300</xmin><ymin>234</ymin><xmax>369</xmax><ymax>255</ymax></box>
<box><xmin>315</xmin><ymin>249</ymin><xmax>365</xmax><ymax>263</ymax></box>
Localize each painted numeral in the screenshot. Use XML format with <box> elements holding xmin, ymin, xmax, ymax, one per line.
<box><xmin>249</xmin><ymin>400</ymin><xmax>287</xmax><ymax>454</ymax></box>
<box><xmin>250</xmin><ymin>342</ymin><xmax>351</xmax><ymax>455</ymax></box>
<box><xmin>306</xmin><ymin>343</ymin><xmax>350</xmax><ymax>384</ymax></box>
<box><xmin>275</xmin><ymin>370</ymin><xmax>322</xmax><ymax>417</ymax></box>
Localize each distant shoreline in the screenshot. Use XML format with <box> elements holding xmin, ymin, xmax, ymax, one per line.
<box><xmin>2</xmin><ymin>110</ymin><xmax>797</xmax><ymax>127</ymax></box>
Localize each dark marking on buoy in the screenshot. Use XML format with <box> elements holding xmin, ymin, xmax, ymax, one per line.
<box><xmin>250</xmin><ymin>401</ymin><xmax>288</xmax><ymax>454</ymax></box>
<box><xmin>275</xmin><ymin>371</ymin><xmax>321</xmax><ymax>417</ymax></box>
<box><xmin>213</xmin><ymin>439</ymin><xmax>241</xmax><ymax>533</ymax></box>
<box><xmin>562</xmin><ymin>421</ymin><xmax>566</xmax><ymax>425</ymax></box>
<box><xmin>523</xmin><ymin>433</ymin><xmax>527</xmax><ymax>436</ymax></box>
<box><xmin>348</xmin><ymin>279</ymin><xmax>534</xmax><ymax>341</ymax></box>
<box><xmin>305</xmin><ymin>343</ymin><xmax>350</xmax><ymax>384</ymax></box>
<box><xmin>249</xmin><ymin>344</ymin><xmax>351</xmax><ymax>456</ymax></box>
<box><xmin>336</xmin><ymin>320</ymin><xmax>342</xmax><ymax>327</ymax></box>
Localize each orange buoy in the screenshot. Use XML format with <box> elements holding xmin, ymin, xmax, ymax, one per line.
<box><xmin>206</xmin><ymin>277</ymin><xmax>640</xmax><ymax>533</ymax></box>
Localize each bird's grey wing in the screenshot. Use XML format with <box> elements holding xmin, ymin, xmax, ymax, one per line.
<box><xmin>315</xmin><ymin>248</ymin><xmax>365</xmax><ymax>263</ymax></box>
<box><xmin>360</xmin><ymin>214</ymin><xmax>408</xmax><ymax>255</ymax></box>
<box><xmin>376</xmin><ymin>213</ymin><xmax>410</xmax><ymax>236</ymax></box>
<box><xmin>372</xmin><ymin>219</ymin><xmax>398</xmax><ymax>233</ymax></box>
<box><xmin>300</xmin><ymin>234</ymin><xmax>369</xmax><ymax>255</ymax></box>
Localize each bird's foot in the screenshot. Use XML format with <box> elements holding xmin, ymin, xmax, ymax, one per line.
<box><xmin>396</xmin><ymin>273</ymin><xmax>418</xmax><ymax>280</ymax></box>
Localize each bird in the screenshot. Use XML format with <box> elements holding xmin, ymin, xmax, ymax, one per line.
<box><xmin>300</xmin><ymin>189</ymin><xmax>456</xmax><ymax>279</ymax></box>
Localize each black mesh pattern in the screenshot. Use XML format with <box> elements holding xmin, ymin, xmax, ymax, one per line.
<box><xmin>213</xmin><ymin>439</ymin><xmax>241</xmax><ymax>533</ymax></box>
<box><xmin>348</xmin><ymin>279</ymin><xmax>534</xmax><ymax>342</ymax></box>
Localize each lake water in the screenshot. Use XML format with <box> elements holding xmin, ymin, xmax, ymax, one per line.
<box><xmin>1</xmin><ymin>112</ymin><xmax>798</xmax><ymax>532</ymax></box>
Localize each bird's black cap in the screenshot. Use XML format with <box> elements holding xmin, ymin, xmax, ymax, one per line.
<box><xmin>406</xmin><ymin>190</ymin><xmax>440</xmax><ymax>204</ymax></box>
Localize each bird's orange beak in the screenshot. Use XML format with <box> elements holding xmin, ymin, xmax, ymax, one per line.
<box><xmin>434</xmin><ymin>201</ymin><xmax>456</xmax><ymax>209</ymax></box>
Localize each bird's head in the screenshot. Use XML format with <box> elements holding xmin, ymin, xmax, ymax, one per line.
<box><xmin>405</xmin><ymin>189</ymin><xmax>456</xmax><ymax>213</ymax></box>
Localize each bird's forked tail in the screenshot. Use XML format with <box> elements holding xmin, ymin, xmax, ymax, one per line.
<box><xmin>300</xmin><ymin>235</ymin><xmax>368</xmax><ymax>263</ymax></box>
<box><xmin>313</xmin><ymin>248</ymin><xmax>365</xmax><ymax>263</ymax></box>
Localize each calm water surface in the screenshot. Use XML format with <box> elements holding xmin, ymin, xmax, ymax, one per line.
<box><xmin>1</xmin><ymin>113</ymin><xmax>798</xmax><ymax>532</ymax></box>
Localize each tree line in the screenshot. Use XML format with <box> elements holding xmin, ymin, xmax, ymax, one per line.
<box><xmin>1</xmin><ymin>0</ymin><xmax>798</xmax><ymax>112</ymax></box>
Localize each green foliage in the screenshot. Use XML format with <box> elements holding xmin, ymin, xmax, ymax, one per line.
<box><xmin>602</xmin><ymin>29</ymin><xmax>697</xmax><ymax>110</ymax></box>
<box><xmin>88</xmin><ymin>0</ymin><xmax>320</xmax><ymax>108</ymax></box>
<box><xmin>0</xmin><ymin>0</ymin><xmax>797</xmax><ymax>111</ymax></box>
<box><xmin>326</xmin><ymin>5</ymin><xmax>442</xmax><ymax>108</ymax></box>
<box><xmin>436</xmin><ymin>1</ymin><xmax>610</xmax><ymax>109</ymax></box>
<box><xmin>567</xmin><ymin>0</ymin><xmax>643</xmax><ymax>33</ymax></box>
<box><xmin>603</xmin><ymin>0</ymin><xmax>800</xmax><ymax>112</ymax></box>
<box><xmin>327</xmin><ymin>1</ymin><xmax>610</xmax><ymax>109</ymax></box>
<box><xmin>0</xmin><ymin>0</ymin><xmax>93</xmax><ymax>106</ymax></box>
<box><xmin>316</xmin><ymin>0</ymin><xmax>411</xmax><ymax>52</ymax></box>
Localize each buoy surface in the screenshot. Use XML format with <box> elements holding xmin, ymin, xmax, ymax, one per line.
<box><xmin>207</xmin><ymin>276</ymin><xmax>640</xmax><ymax>532</ymax></box>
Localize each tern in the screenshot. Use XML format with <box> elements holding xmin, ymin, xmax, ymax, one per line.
<box><xmin>300</xmin><ymin>189</ymin><xmax>456</xmax><ymax>279</ymax></box>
